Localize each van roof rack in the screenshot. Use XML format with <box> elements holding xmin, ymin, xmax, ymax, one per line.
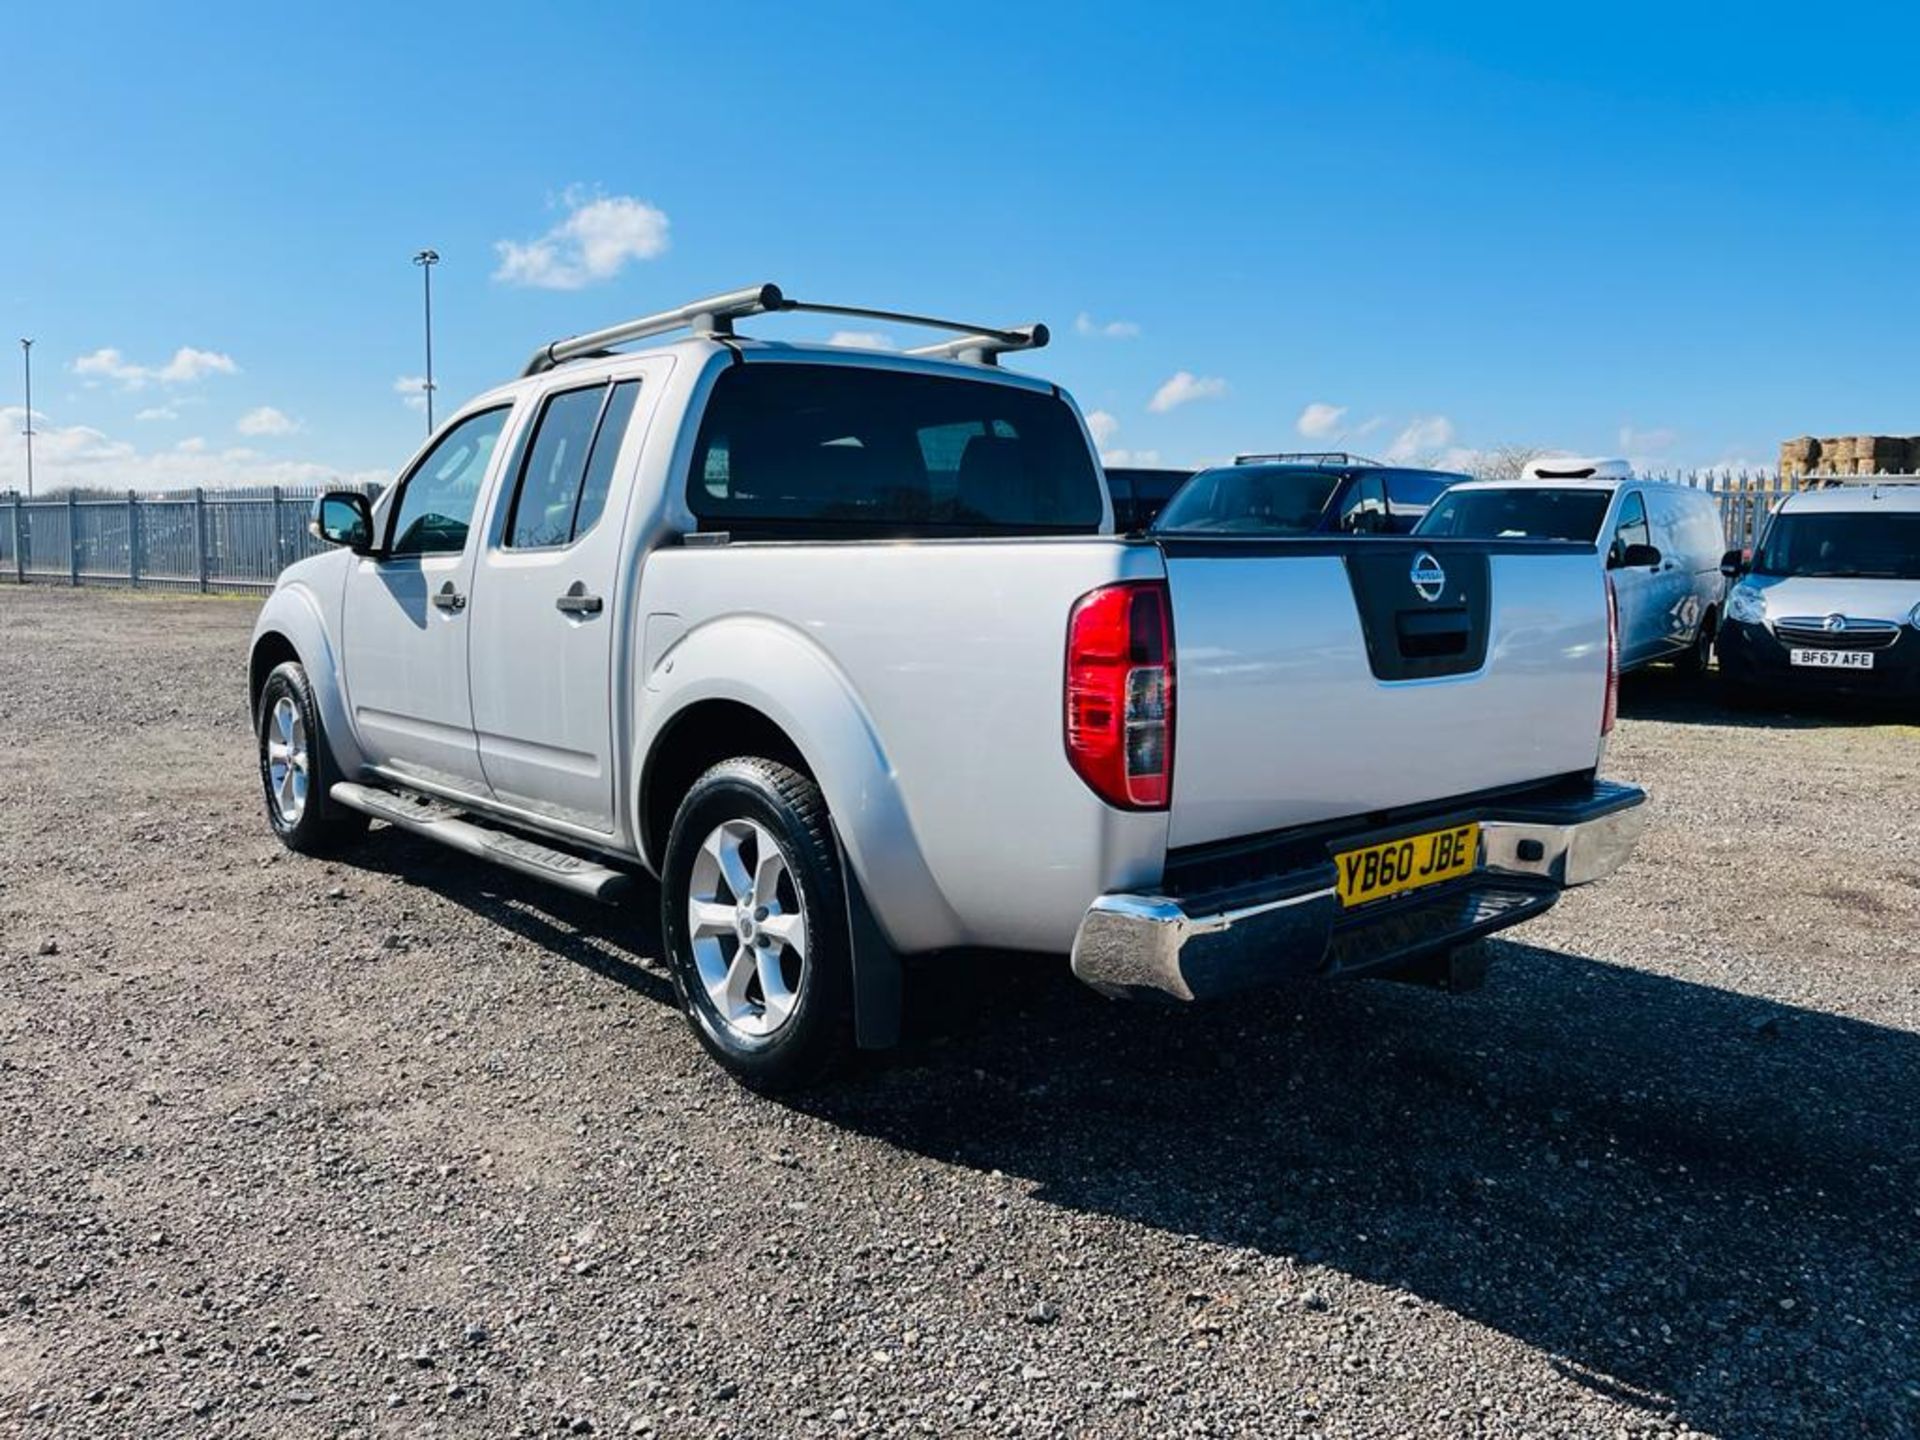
<box><xmin>1232</xmin><ymin>451</ymin><xmax>1384</xmax><ymax>468</ymax></box>
<box><xmin>520</xmin><ymin>282</ymin><xmax>1049</xmax><ymax>377</ymax></box>
<box><xmin>1806</xmin><ymin>473</ymin><xmax>1920</xmax><ymax>488</ymax></box>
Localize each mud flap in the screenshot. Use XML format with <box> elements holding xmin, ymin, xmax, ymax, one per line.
<box><xmin>835</xmin><ymin>833</ymin><xmax>903</xmax><ymax>1049</ymax></box>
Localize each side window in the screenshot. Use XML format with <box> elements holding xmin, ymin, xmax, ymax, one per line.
<box><xmin>1613</xmin><ymin>491</ymin><xmax>1650</xmax><ymax>559</ymax></box>
<box><xmin>1385</xmin><ymin>473</ymin><xmax>1450</xmax><ymax>530</ymax></box>
<box><xmin>1339</xmin><ymin>474</ymin><xmax>1388</xmax><ymax>533</ymax></box>
<box><xmin>503</xmin><ymin>380</ymin><xmax>642</xmax><ymax>549</ymax></box>
<box><xmin>389</xmin><ymin>407</ymin><xmax>511</xmax><ymax>556</ymax></box>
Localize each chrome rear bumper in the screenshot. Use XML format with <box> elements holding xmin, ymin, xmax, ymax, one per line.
<box><xmin>1070</xmin><ymin>780</ymin><xmax>1647</xmax><ymax>1002</ymax></box>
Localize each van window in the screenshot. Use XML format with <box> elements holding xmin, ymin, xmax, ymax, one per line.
<box><xmin>1613</xmin><ymin>491</ymin><xmax>1650</xmax><ymax>561</ymax></box>
<box><xmin>1338</xmin><ymin>475</ymin><xmax>1388</xmax><ymax>533</ymax></box>
<box><xmin>1756</xmin><ymin>511</ymin><xmax>1920</xmax><ymax>580</ymax></box>
<box><xmin>1415</xmin><ymin>487</ymin><xmax>1611</xmax><ymax>542</ymax></box>
<box><xmin>686</xmin><ymin>363</ymin><xmax>1103</xmax><ymax>537</ymax></box>
<box><xmin>1385</xmin><ymin>472</ymin><xmax>1452</xmax><ymax>529</ymax></box>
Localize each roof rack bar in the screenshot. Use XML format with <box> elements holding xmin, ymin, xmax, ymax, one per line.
<box><xmin>523</xmin><ymin>283</ymin><xmax>785</xmax><ymax>377</ymax></box>
<box><xmin>523</xmin><ymin>282</ymin><xmax>1050</xmax><ymax>376</ymax></box>
<box><xmin>1233</xmin><ymin>451</ymin><xmax>1384</xmax><ymax>468</ymax></box>
<box><xmin>903</xmin><ymin>324</ymin><xmax>1049</xmax><ymax>366</ymax></box>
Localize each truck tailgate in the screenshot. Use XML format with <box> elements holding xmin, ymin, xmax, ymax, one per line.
<box><xmin>1160</xmin><ymin>537</ymin><xmax>1609</xmax><ymax>850</ymax></box>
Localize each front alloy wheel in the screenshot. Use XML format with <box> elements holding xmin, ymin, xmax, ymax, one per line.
<box><xmin>255</xmin><ymin>659</ymin><xmax>368</xmax><ymax>855</ymax></box>
<box><xmin>265</xmin><ymin>694</ymin><xmax>310</xmax><ymax>827</ymax></box>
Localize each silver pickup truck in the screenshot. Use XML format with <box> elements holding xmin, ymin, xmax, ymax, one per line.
<box><xmin>249</xmin><ymin>284</ymin><xmax>1646</xmax><ymax>1089</ymax></box>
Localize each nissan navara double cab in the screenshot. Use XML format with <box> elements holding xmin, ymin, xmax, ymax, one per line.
<box><xmin>249</xmin><ymin>284</ymin><xmax>1646</xmax><ymax>1089</ymax></box>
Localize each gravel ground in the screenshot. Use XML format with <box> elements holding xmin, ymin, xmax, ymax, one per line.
<box><xmin>1</xmin><ymin>582</ymin><xmax>1916</xmax><ymax>1440</ymax></box>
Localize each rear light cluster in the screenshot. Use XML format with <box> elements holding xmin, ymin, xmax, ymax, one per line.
<box><xmin>1065</xmin><ymin>580</ymin><xmax>1175</xmax><ymax>809</ymax></box>
<box><xmin>1602</xmin><ymin>577</ymin><xmax>1620</xmax><ymax>737</ymax></box>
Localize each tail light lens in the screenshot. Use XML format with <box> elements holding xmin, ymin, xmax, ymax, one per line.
<box><xmin>1065</xmin><ymin>581</ymin><xmax>1175</xmax><ymax>809</ymax></box>
<box><xmin>1602</xmin><ymin>577</ymin><xmax>1620</xmax><ymax>737</ymax></box>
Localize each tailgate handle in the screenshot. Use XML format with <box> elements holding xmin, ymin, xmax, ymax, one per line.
<box><xmin>1395</xmin><ymin>607</ymin><xmax>1469</xmax><ymax>659</ymax></box>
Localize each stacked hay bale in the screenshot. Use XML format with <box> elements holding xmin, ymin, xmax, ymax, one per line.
<box><xmin>1778</xmin><ymin>435</ymin><xmax>1920</xmax><ymax>477</ymax></box>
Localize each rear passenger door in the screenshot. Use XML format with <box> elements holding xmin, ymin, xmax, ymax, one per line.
<box><xmin>466</xmin><ymin>369</ymin><xmax>657</xmax><ymax>835</ymax></box>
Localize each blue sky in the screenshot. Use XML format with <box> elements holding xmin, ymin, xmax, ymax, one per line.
<box><xmin>4</xmin><ymin>1</ymin><xmax>1916</xmax><ymax>490</ymax></box>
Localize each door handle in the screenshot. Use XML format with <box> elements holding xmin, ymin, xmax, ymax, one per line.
<box><xmin>432</xmin><ymin>582</ymin><xmax>466</xmax><ymax>613</ymax></box>
<box><xmin>555</xmin><ymin>583</ymin><xmax>603</xmax><ymax>617</ymax></box>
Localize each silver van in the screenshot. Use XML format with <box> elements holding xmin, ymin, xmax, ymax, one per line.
<box><xmin>1717</xmin><ymin>480</ymin><xmax>1920</xmax><ymax>704</ymax></box>
<box><xmin>1414</xmin><ymin>468</ymin><xmax>1729</xmax><ymax>673</ymax></box>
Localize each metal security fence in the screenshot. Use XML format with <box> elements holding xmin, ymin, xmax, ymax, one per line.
<box><xmin>0</xmin><ymin>472</ymin><xmax>1906</xmax><ymax>594</ymax></box>
<box><xmin>0</xmin><ymin>485</ymin><xmax>379</xmax><ymax>594</ymax></box>
<box><xmin>1658</xmin><ymin>470</ymin><xmax>1797</xmax><ymax>553</ymax></box>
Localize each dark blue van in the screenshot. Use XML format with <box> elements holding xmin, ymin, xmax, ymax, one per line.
<box><xmin>1150</xmin><ymin>453</ymin><xmax>1465</xmax><ymax>537</ymax></box>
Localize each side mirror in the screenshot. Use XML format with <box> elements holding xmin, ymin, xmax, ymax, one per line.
<box><xmin>1719</xmin><ymin>546</ymin><xmax>1748</xmax><ymax>579</ymax></box>
<box><xmin>1610</xmin><ymin>542</ymin><xmax>1662</xmax><ymax>570</ymax></box>
<box><xmin>310</xmin><ymin>491</ymin><xmax>375</xmax><ymax>553</ymax></box>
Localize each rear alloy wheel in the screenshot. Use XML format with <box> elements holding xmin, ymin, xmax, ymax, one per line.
<box><xmin>661</xmin><ymin>758</ymin><xmax>853</xmax><ymax>1090</ymax></box>
<box><xmin>256</xmin><ymin>660</ymin><xmax>368</xmax><ymax>855</ymax></box>
<box><xmin>687</xmin><ymin>817</ymin><xmax>809</xmax><ymax>1039</ymax></box>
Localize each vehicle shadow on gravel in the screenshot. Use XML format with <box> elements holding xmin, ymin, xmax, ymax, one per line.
<box><xmin>1619</xmin><ymin>666</ymin><xmax>1913</xmax><ymax>729</ymax></box>
<box><xmin>341</xmin><ymin>830</ymin><xmax>677</xmax><ymax>1007</ymax></box>
<box><xmin>336</xmin><ymin>833</ymin><xmax>1917</xmax><ymax>1437</ymax></box>
<box><xmin>816</xmin><ymin>945</ymin><xmax>1920</xmax><ymax>1440</ymax></box>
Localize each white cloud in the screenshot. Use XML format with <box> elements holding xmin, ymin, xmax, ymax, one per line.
<box><xmin>1296</xmin><ymin>402</ymin><xmax>1347</xmax><ymax>440</ymax></box>
<box><xmin>493</xmin><ymin>188</ymin><xmax>671</xmax><ymax>290</ymax></box>
<box><xmin>1084</xmin><ymin>409</ymin><xmax>1121</xmax><ymax>449</ymax></box>
<box><xmin>1619</xmin><ymin>425</ymin><xmax>1677</xmax><ymax>456</ymax></box>
<box><xmin>133</xmin><ymin>406</ymin><xmax>178</xmax><ymax>422</ymax></box>
<box><xmin>1386</xmin><ymin>415</ymin><xmax>1455</xmax><ymax>463</ymax></box>
<box><xmin>71</xmin><ymin>346</ymin><xmax>239</xmax><ymax>391</ymax></box>
<box><xmin>1148</xmin><ymin>371</ymin><xmax>1228</xmax><ymax>414</ymax></box>
<box><xmin>827</xmin><ymin>330</ymin><xmax>895</xmax><ymax>350</ymax></box>
<box><xmin>394</xmin><ymin>375</ymin><xmax>430</xmax><ymax>413</ymax></box>
<box><xmin>236</xmin><ymin>405</ymin><xmax>299</xmax><ymax>437</ymax></box>
<box><xmin>1075</xmin><ymin>312</ymin><xmax>1140</xmax><ymax>340</ymax></box>
<box><xmin>0</xmin><ymin>406</ymin><xmax>379</xmax><ymax>493</ymax></box>
<box><xmin>1099</xmin><ymin>448</ymin><xmax>1163</xmax><ymax>468</ymax></box>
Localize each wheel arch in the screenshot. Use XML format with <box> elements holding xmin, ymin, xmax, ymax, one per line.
<box><xmin>632</xmin><ymin>617</ymin><xmax>963</xmax><ymax>956</ymax></box>
<box><xmin>247</xmin><ymin>581</ymin><xmax>369</xmax><ymax>777</ymax></box>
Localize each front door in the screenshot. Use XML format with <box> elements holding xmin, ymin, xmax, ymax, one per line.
<box><xmin>467</xmin><ymin>372</ymin><xmax>653</xmax><ymax>833</ymax></box>
<box><xmin>340</xmin><ymin>404</ymin><xmax>515</xmax><ymax>796</ymax></box>
<box><xmin>1609</xmin><ymin>489</ymin><xmax>1662</xmax><ymax>668</ymax></box>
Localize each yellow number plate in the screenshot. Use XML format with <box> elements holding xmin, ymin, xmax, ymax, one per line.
<box><xmin>1335</xmin><ymin>822</ymin><xmax>1480</xmax><ymax>908</ymax></box>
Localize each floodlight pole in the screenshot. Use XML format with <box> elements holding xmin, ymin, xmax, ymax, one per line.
<box><xmin>412</xmin><ymin>249</ymin><xmax>440</xmax><ymax>434</ymax></box>
<box><xmin>19</xmin><ymin>339</ymin><xmax>35</xmax><ymax>498</ymax></box>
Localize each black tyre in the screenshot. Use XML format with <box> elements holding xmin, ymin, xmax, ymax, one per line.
<box><xmin>660</xmin><ymin>758</ymin><xmax>853</xmax><ymax>1091</ymax></box>
<box><xmin>1675</xmin><ymin>608</ymin><xmax>1716</xmax><ymax>677</ymax></box>
<box><xmin>256</xmin><ymin>660</ymin><xmax>369</xmax><ymax>855</ymax></box>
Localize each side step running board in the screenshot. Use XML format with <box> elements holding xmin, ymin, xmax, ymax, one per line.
<box><xmin>330</xmin><ymin>782</ymin><xmax>633</xmax><ymax>904</ymax></box>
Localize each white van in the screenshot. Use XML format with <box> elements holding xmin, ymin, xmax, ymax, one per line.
<box><xmin>1416</xmin><ymin>469</ymin><xmax>1729</xmax><ymax>673</ymax></box>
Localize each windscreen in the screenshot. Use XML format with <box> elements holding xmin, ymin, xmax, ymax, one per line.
<box><xmin>687</xmin><ymin>362</ymin><xmax>1104</xmax><ymax>538</ymax></box>
<box><xmin>1150</xmin><ymin>466</ymin><xmax>1342</xmax><ymax>536</ymax></box>
<box><xmin>1756</xmin><ymin>511</ymin><xmax>1920</xmax><ymax>579</ymax></box>
<box><xmin>1416</xmin><ymin>487</ymin><xmax>1611</xmax><ymax>543</ymax></box>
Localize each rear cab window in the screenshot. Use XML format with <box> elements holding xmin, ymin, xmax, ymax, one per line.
<box><xmin>686</xmin><ymin>362</ymin><xmax>1104</xmax><ymax>539</ymax></box>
